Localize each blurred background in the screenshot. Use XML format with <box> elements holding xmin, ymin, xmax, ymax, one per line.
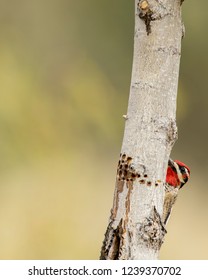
<box><xmin>0</xmin><ymin>0</ymin><xmax>207</xmax><ymax>259</ymax></box>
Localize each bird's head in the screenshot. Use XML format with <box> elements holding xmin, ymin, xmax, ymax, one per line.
<box><xmin>166</xmin><ymin>159</ymin><xmax>190</xmax><ymax>188</ymax></box>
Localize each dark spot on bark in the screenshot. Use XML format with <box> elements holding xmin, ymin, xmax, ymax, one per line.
<box><xmin>127</xmin><ymin>156</ymin><xmax>132</xmax><ymax>162</ymax></box>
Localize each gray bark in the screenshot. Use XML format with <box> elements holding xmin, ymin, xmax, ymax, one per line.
<box><xmin>100</xmin><ymin>0</ymin><xmax>183</xmax><ymax>260</ymax></box>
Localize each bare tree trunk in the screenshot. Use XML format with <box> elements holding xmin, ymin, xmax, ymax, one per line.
<box><xmin>100</xmin><ymin>0</ymin><xmax>183</xmax><ymax>260</ymax></box>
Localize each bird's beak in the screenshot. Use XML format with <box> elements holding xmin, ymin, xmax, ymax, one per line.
<box><xmin>168</xmin><ymin>158</ymin><xmax>175</xmax><ymax>168</ymax></box>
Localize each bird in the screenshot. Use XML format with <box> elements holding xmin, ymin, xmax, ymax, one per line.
<box><xmin>162</xmin><ymin>158</ymin><xmax>190</xmax><ymax>225</ymax></box>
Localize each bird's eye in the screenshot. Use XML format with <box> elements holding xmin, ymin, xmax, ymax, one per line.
<box><xmin>180</xmin><ymin>166</ymin><xmax>186</xmax><ymax>172</ymax></box>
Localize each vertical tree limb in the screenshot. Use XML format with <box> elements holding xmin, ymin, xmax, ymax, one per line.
<box><xmin>100</xmin><ymin>0</ymin><xmax>183</xmax><ymax>260</ymax></box>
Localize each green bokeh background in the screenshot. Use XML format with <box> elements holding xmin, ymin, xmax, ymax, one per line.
<box><xmin>0</xmin><ymin>0</ymin><xmax>207</xmax><ymax>259</ymax></box>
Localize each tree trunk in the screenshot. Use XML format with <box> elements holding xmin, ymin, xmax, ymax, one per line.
<box><xmin>100</xmin><ymin>0</ymin><xmax>183</xmax><ymax>260</ymax></box>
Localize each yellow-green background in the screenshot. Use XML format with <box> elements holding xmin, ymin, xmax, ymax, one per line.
<box><xmin>0</xmin><ymin>0</ymin><xmax>206</xmax><ymax>259</ymax></box>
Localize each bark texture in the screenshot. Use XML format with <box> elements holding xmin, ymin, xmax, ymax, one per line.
<box><xmin>100</xmin><ymin>0</ymin><xmax>183</xmax><ymax>260</ymax></box>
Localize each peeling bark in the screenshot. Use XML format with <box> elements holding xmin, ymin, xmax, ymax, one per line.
<box><xmin>100</xmin><ymin>0</ymin><xmax>183</xmax><ymax>260</ymax></box>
